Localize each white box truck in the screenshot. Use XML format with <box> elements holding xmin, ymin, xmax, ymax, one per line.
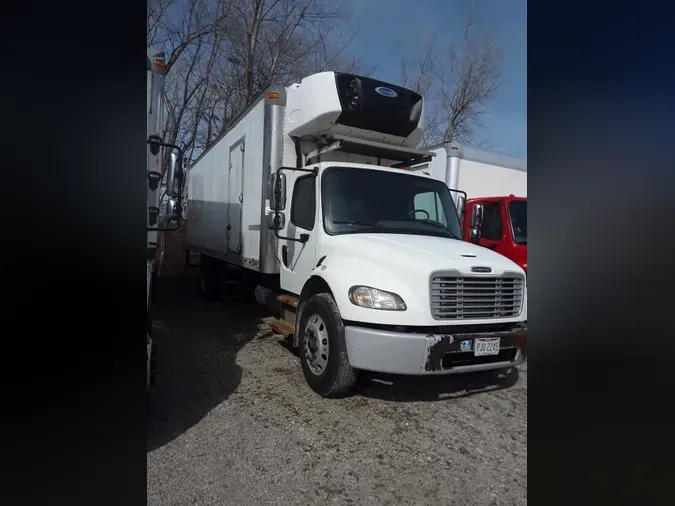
<box><xmin>411</xmin><ymin>143</ymin><xmax>527</xmax><ymax>273</ymax></box>
<box><xmin>187</xmin><ymin>72</ymin><xmax>528</xmax><ymax>397</ymax></box>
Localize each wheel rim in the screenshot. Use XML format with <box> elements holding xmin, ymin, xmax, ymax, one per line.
<box><xmin>304</xmin><ymin>313</ymin><xmax>329</xmax><ymax>376</ymax></box>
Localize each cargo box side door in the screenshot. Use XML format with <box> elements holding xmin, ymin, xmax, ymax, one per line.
<box><xmin>227</xmin><ymin>139</ymin><xmax>245</xmax><ymax>254</ymax></box>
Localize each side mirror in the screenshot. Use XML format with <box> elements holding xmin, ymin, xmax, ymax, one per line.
<box><xmin>166</xmin><ymin>149</ymin><xmax>184</xmax><ymax>198</ymax></box>
<box><xmin>267</xmin><ymin>211</ymin><xmax>285</xmax><ymax>230</ymax></box>
<box><xmin>268</xmin><ymin>173</ymin><xmax>287</xmax><ymax>211</ymax></box>
<box><xmin>164</xmin><ymin>148</ymin><xmax>184</xmax><ymax>229</ymax></box>
<box><xmin>469</xmin><ymin>204</ymin><xmax>483</xmax><ymax>242</ymax></box>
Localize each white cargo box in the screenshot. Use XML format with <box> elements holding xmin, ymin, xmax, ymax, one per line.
<box><xmin>411</xmin><ymin>143</ymin><xmax>527</xmax><ymax>200</ymax></box>
<box><xmin>187</xmin><ymin>72</ymin><xmax>432</xmax><ymax>275</ymax></box>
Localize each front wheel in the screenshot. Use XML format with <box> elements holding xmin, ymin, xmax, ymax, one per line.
<box><xmin>298</xmin><ymin>293</ymin><xmax>357</xmax><ymax>397</ymax></box>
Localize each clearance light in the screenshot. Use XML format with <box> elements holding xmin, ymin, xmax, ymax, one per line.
<box><xmin>267</xmin><ymin>92</ymin><xmax>279</xmax><ymax>99</ymax></box>
<box><xmin>154</xmin><ymin>59</ymin><xmax>167</xmax><ymax>69</ymax></box>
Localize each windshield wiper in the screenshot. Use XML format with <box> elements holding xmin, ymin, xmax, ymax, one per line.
<box><xmin>404</xmin><ymin>219</ymin><xmax>462</xmax><ymax>240</ymax></box>
<box><xmin>333</xmin><ymin>220</ymin><xmax>385</xmax><ymax>228</ymax></box>
<box><xmin>443</xmin><ymin>230</ymin><xmax>463</xmax><ymax>240</ymax></box>
<box><xmin>419</xmin><ymin>219</ymin><xmax>446</xmax><ymax>229</ymax></box>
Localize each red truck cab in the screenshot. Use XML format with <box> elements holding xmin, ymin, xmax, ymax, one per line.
<box><xmin>460</xmin><ymin>194</ymin><xmax>527</xmax><ymax>273</ymax></box>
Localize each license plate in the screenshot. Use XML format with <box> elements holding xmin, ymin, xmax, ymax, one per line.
<box><xmin>474</xmin><ymin>337</ymin><xmax>500</xmax><ymax>356</ymax></box>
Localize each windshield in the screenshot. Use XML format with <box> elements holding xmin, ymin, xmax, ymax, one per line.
<box><xmin>508</xmin><ymin>200</ymin><xmax>527</xmax><ymax>244</ymax></box>
<box><xmin>321</xmin><ymin>166</ymin><xmax>463</xmax><ymax>240</ymax></box>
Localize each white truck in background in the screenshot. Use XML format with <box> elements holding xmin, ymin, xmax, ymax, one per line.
<box><xmin>411</xmin><ymin>143</ymin><xmax>528</xmax><ymax>273</ymax></box>
<box><xmin>414</xmin><ymin>143</ymin><xmax>527</xmax><ymax>200</ymax></box>
<box><xmin>187</xmin><ymin>72</ymin><xmax>528</xmax><ymax>397</ymax></box>
<box><xmin>146</xmin><ymin>48</ymin><xmax>186</xmax><ymax>389</ymax></box>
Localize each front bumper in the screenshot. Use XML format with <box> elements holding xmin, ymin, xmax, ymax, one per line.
<box><xmin>344</xmin><ymin>325</ymin><xmax>527</xmax><ymax>375</ymax></box>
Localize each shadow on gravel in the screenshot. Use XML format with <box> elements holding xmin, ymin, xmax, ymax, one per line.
<box><xmin>147</xmin><ymin>273</ymin><xmax>268</xmax><ymax>452</ymax></box>
<box><xmin>356</xmin><ymin>367</ymin><xmax>521</xmax><ymax>402</ymax></box>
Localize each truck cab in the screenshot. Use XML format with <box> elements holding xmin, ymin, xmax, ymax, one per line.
<box><xmin>462</xmin><ymin>194</ymin><xmax>527</xmax><ymax>273</ymax></box>
<box><xmin>272</xmin><ymin>159</ymin><xmax>527</xmax><ymax>396</ymax></box>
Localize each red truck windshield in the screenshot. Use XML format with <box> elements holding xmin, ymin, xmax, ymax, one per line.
<box><xmin>508</xmin><ymin>200</ymin><xmax>527</xmax><ymax>245</ymax></box>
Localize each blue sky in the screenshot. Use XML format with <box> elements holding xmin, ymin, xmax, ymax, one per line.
<box><xmin>345</xmin><ymin>0</ymin><xmax>526</xmax><ymax>158</ymax></box>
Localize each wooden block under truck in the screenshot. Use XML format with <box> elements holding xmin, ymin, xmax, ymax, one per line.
<box><xmin>186</xmin><ymin>72</ymin><xmax>528</xmax><ymax>397</ymax></box>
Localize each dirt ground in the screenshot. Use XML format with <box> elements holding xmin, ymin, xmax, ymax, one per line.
<box><xmin>147</xmin><ymin>274</ymin><xmax>527</xmax><ymax>505</ymax></box>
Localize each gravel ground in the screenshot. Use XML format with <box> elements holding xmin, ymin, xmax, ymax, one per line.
<box><xmin>148</xmin><ymin>275</ymin><xmax>527</xmax><ymax>505</ymax></box>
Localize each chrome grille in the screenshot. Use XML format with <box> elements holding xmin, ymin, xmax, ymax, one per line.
<box><xmin>430</xmin><ymin>274</ymin><xmax>524</xmax><ymax>320</ymax></box>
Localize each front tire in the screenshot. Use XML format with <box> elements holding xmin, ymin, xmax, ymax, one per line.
<box><xmin>298</xmin><ymin>293</ymin><xmax>357</xmax><ymax>397</ymax></box>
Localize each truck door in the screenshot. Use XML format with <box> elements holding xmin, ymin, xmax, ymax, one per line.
<box><xmin>227</xmin><ymin>139</ymin><xmax>245</xmax><ymax>254</ymax></box>
<box><xmin>278</xmin><ymin>172</ymin><xmax>317</xmax><ymax>295</ymax></box>
<box><xmin>476</xmin><ymin>201</ymin><xmax>509</xmax><ymax>256</ymax></box>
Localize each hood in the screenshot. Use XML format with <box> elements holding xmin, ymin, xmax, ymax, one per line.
<box><xmin>323</xmin><ymin>233</ymin><xmax>524</xmax><ymax>276</ymax></box>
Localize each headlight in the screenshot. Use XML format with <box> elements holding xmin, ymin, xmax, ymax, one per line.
<box><xmin>348</xmin><ymin>286</ymin><xmax>407</xmax><ymax>311</ymax></box>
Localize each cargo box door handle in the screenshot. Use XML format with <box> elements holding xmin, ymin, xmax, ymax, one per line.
<box><xmin>238</xmin><ymin>193</ymin><xmax>243</xmax><ymax>203</ymax></box>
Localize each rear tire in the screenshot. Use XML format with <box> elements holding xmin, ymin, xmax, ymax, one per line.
<box><xmin>298</xmin><ymin>293</ymin><xmax>357</xmax><ymax>397</ymax></box>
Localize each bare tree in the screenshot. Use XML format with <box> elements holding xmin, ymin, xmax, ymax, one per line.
<box><xmin>437</xmin><ymin>16</ymin><xmax>502</xmax><ymax>146</ymax></box>
<box><xmin>148</xmin><ymin>0</ymin><xmax>363</xmax><ymax>276</ymax></box>
<box><xmin>398</xmin><ymin>15</ymin><xmax>503</xmax><ymax>148</ymax></box>
<box><xmin>398</xmin><ymin>36</ymin><xmax>443</xmax><ymax>147</ymax></box>
<box><xmin>149</xmin><ymin>0</ymin><xmax>364</xmax><ymax>165</ymax></box>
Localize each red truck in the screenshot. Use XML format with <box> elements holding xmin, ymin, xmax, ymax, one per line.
<box><xmin>461</xmin><ymin>194</ymin><xmax>527</xmax><ymax>272</ymax></box>
<box><xmin>411</xmin><ymin>143</ymin><xmax>527</xmax><ymax>272</ymax></box>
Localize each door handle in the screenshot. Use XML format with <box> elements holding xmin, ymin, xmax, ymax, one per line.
<box><xmin>281</xmin><ymin>245</ymin><xmax>288</xmax><ymax>267</ymax></box>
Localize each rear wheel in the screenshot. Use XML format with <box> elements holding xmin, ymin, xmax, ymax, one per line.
<box><xmin>298</xmin><ymin>293</ymin><xmax>357</xmax><ymax>397</ymax></box>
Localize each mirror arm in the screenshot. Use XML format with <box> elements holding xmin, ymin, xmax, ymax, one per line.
<box><xmin>274</xmin><ymin>227</ymin><xmax>309</xmax><ymax>243</ymax></box>
<box><xmin>147</xmin><ymin>137</ymin><xmax>184</xmax><ymax>159</ymax></box>
<box><xmin>147</xmin><ymin>223</ymin><xmax>181</xmax><ymax>232</ymax></box>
